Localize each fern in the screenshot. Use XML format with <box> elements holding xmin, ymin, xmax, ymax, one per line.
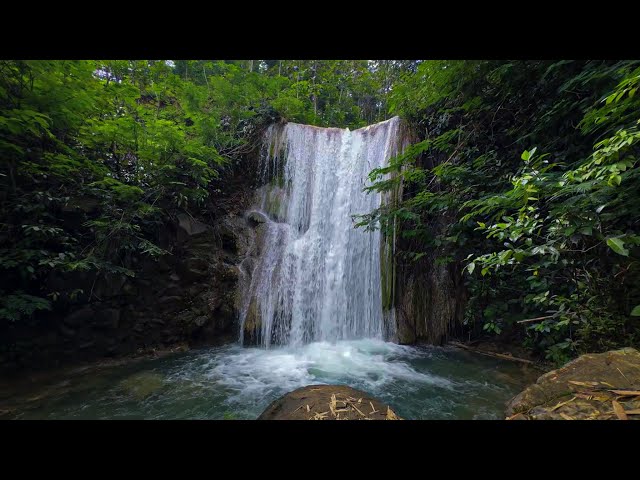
<box><xmin>0</xmin><ymin>293</ymin><xmax>51</xmax><ymax>322</ymax></box>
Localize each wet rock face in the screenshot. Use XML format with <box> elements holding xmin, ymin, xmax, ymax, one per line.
<box><xmin>247</xmin><ymin>210</ymin><xmax>268</xmax><ymax>226</ymax></box>
<box><xmin>393</xmin><ymin>215</ymin><xmax>467</xmax><ymax>346</ymax></box>
<box><xmin>1</xmin><ymin>206</ymin><xmax>256</xmax><ymax>373</ymax></box>
<box><xmin>258</xmin><ymin>184</ymin><xmax>286</xmax><ymax>222</ymax></box>
<box><xmin>506</xmin><ymin>348</ymin><xmax>640</xmax><ymax>420</ymax></box>
<box><xmin>176</xmin><ymin>213</ymin><xmax>209</xmax><ymax>238</ymax></box>
<box><xmin>242</xmin><ymin>297</ymin><xmax>261</xmax><ymax>344</ymax></box>
<box><xmin>258</xmin><ymin>384</ymin><xmax>403</xmax><ymax>420</ymax></box>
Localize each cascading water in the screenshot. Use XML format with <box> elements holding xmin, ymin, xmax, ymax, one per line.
<box><xmin>239</xmin><ymin>116</ymin><xmax>402</xmax><ymax>347</ymax></box>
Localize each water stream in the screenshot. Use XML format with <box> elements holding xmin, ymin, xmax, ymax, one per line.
<box><xmin>0</xmin><ymin>341</ymin><xmax>537</xmax><ymax>420</ymax></box>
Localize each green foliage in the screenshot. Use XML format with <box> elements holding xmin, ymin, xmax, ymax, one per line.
<box><xmin>364</xmin><ymin>60</ymin><xmax>640</xmax><ymax>362</ymax></box>
<box><xmin>0</xmin><ymin>293</ymin><xmax>51</xmax><ymax>322</ymax></box>
<box><xmin>0</xmin><ymin>59</ymin><xmax>406</xmax><ymax>329</ymax></box>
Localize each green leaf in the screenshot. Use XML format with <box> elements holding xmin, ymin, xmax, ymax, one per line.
<box><xmin>467</xmin><ymin>262</ymin><xmax>475</xmax><ymax>274</ymax></box>
<box><xmin>606</xmin><ymin>237</ymin><xmax>629</xmax><ymax>256</ymax></box>
<box><xmin>608</xmin><ymin>173</ymin><xmax>622</xmax><ymax>186</ymax></box>
<box><xmin>631</xmin><ymin>305</ymin><xmax>640</xmax><ymax>316</ymax></box>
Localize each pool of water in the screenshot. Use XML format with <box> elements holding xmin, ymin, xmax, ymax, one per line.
<box><xmin>0</xmin><ymin>340</ymin><xmax>539</xmax><ymax>420</ymax></box>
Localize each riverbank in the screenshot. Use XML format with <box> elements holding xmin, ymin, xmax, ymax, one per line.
<box><xmin>448</xmin><ymin>337</ymin><xmax>551</xmax><ymax>372</ymax></box>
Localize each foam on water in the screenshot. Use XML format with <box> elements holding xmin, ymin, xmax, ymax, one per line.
<box><xmin>170</xmin><ymin>340</ymin><xmax>452</xmax><ymax>407</ymax></box>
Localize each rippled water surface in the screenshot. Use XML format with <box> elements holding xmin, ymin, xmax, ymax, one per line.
<box><xmin>1</xmin><ymin>340</ymin><xmax>538</xmax><ymax>420</ymax></box>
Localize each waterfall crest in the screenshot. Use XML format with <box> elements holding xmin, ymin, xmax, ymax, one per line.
<box><xmin>239</xmin><ymin>117</ymin><xmax>402</xmax><ymax>347</ymax></box>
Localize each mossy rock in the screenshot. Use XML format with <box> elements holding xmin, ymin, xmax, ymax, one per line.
<box><xmin>506</xmin><ymin>348</ymin><xmax>640</xmax><ymax>420</ymax></box>
<box><xmin>263</xmin><ymin>185</ymin><xmax>286</xmax><ymax>222</ymax></box>
<box><xmin>242</xmin><ymin>297</ymin><xmax>261</xmax><ymax>344</ymax></box>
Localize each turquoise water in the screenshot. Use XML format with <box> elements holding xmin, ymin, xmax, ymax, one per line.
<box><xmin>0</xmin><ymin>340</ymin><xmax>538</xmax><ymax>420</ymax></box>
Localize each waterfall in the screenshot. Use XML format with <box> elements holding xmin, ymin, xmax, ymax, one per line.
<box><xmin>239</xmin><ymin>116</ymin><xmax>402</xmax><ymax>347</ymax></box>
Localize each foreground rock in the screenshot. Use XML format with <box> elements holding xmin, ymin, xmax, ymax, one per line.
<box><xmin>258</xmin><ymin>385</ymin><xmax>402</xmax><ymax>420</ymax></box>
<box><xmin>506</xmin><ymin>348</ymin><xmax>640</xmax><ymax>420</ymax></box>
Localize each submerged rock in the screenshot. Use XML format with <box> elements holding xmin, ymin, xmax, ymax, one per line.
<box><xmin>506</xmin><ymin>348</ymin><xmax>640</xmax><ymax>420</ymax></box>
<box><xmin>118</xmin><ymin>371</ymin><xmax>165</xmax><ymax>401</ymax></box>
<box><xmin>258</xmin><ymin>384</ymin><xmax>402</xmax><ymax>420</ymax></box>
